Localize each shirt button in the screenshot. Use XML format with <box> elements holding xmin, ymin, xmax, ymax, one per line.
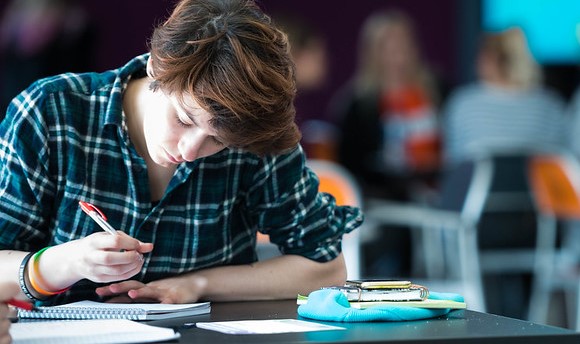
<box><xmin>133</xmin><ymin>166</ymin><xmax>144</xmax><ymax>173</ymax></box>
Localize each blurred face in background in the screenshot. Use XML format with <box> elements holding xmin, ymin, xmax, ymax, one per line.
<box><xmin>378</xmin><ymin>22</ymin><xmax>419</xmax><ymax>82</ymax></box>
<box><xmin>293</xmin><ymin>37</ymin><xmax>328</xmax><ymax>90</ymax></box>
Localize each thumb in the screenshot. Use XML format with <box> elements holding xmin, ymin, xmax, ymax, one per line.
<box><xmin>138</xmin><ymin>242</ymin><xmax>154</xmax><ymax>253</ymax></box>
<box><xmin>0</xmin><ymin>282</ymin><xmax>20</xmax><ymax>301</ymax></box>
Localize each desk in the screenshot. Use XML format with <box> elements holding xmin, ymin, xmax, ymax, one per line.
<box><xmin>150</xmin><ymin>299</ymin><xmax>580</xmax><ymax>344</ymax></box>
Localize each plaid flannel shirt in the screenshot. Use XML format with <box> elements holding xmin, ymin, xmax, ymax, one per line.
<box><xmin>0</xmin><ymin>54</ymin><xmax>363</xmax><ymax>305</ymax></box>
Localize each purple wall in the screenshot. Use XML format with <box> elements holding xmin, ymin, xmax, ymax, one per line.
<box><xmin>83</xmin><ymin>0</ymin><xmax>459</xmax><ymax>123</ymax></box>
<box><xmin>259</xmin><ymin>0</ymin><xmax>458</xmax><ymax>123</ymax></box>
<box><xmin>1</xmin><ymin>0</ymin><xmax>459</xmax><ymax>122</ymax></box>
<box><xmin>82</xmin><ymin>1</ymin><xmax>173</xmax><ymax>72</ymax></box>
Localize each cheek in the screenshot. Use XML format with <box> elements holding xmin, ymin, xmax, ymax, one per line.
<box><xmin>145</xmin><ymin>115</ymin><xmax>176</xmax><ymax>142</ymax></box>
<box><xmin>199</xmin><ymin>141</ymin><xmax>226</xmax><ymax>158</ymax></box>
<box><xmin>142</xmin><ymin>118</ymin><xmax>159</xmax><ymax>146</ymax></box>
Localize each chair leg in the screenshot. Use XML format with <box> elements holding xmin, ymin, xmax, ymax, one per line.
<box><xmin>422</xmin><ymin>225</ymin><xmax>446</xmax><ymax>279</ymax></box>
<box><xmin>459</xmin><ymin>222</ymin><xmax>486</xmax><ymax>312</ymax></box>
<box><xmin>575</xmin><ymin>280</ymin><xmax>580</xmax><ymax>331</ymax></box>
<box><xmin>528</xmin><ymin>215</ymin><xmax>558</xmax><ymax>324</ymax></box>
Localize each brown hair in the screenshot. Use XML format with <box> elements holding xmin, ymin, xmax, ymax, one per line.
<box><xmin>354</xmin><ymin>9</ymin><xmax>438</xmax><ymax>105</ymax></box>
<box><xmin>148</xmin><ymin>0</ymin><xmax>300</xmax><ymax>155</ymax></box>
<box><xmin>478</xmin><ymin>28</ymin><xmax>541</xmax><ymax>89</ymax></box>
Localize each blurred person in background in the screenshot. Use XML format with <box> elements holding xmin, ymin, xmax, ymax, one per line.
<box><xmin>331</xmin><ymin>9</ymin><xmax>445</xmax><ymax>203</ymax></box>
<box><xmin>441</xmin><ymin>27</ymin><xmax>567</xmax><ymax>320</ymax></box>
<box><xmin>0</xmin><ymin>0</ymin><xmax>95</xmax><ymax>116</ymax></box>
<box><xmin>275</xmin><ymin>14</ymin><xmax>336</xmax><ymax>161</ymax></box>
<box><xmin>276</xmin><ymin>15</ymin><xmax>328</xmax><ymax>95</ymax></box>
<box><xmin>442</xmin><ymin>28</ymin><xmax>566</xmax><ymax>166</ymax></box>
<box><xmin>330</xmin><ymin>9</ymin><xmax>447</xmax><ymax>278</ymax></box>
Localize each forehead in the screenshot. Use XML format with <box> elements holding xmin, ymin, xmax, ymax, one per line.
<box><xmin>173</xmin><ymin>92</ymin><xmax>208</xmax><ymax>113</ymax></box>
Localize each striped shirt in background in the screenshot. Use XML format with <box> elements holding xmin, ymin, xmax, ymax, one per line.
<box><xmin>442</xmin><ymin>83</ymin><xmax>567</xmax><ymax>166</ymax></box>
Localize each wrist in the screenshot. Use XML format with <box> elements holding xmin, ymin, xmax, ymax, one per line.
<box><xmin>28</xmin><ymin>246</ymin><xmax>76</xmax><ymax>295</ymax></box>
<box><xmin>189</xmin><ymin>274</ymin><xmax>209</xmax><ymax>301</ymax></box>
<box><xmin>44</xmin><ymin>241</ymin><xmax>84</xmax><ymax>284</ymax></box>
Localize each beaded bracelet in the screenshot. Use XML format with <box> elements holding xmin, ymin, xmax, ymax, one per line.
<box><xmin>18</xmin><ymin>252</ymin><xmax>39</xmax><ymax>301</ymax></box>
<box><xmin>27</xmin><ymin>247</ymin><xmax>71</xmax><ymax>296</ymax></box>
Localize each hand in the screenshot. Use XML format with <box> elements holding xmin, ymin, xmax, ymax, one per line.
<box><xmin>0</xmin><ymin>282</ymin><xmax>20</xmax><ymax>344</ymax></box>
<box><xmin>56</xmin><ymin>231</ymin><xmax>154</xmax><ymax>284</ymax></box>
<box><xmin>95</xmin><ymin>275</ymin><xmax>208</xmax><ymax>304</ymax></box>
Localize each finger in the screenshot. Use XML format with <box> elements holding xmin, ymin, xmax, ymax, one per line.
<box><xmin>90</xmin><ymin>250</ymin><xmax>144</xmax><ymax>266</ymax></box>
<box><xmin>0</xmin><ymin>319</ymin><xmax>9</xmax><ymax>333</ymax></box>
<box><xmin>137</xmin><ymin>242</ymin><xmax>154</xmax><ymax>253</ymax></box>
<box><xmin>0</xmin><ymin>282</ymin><xmax>20</xmax><ymax>301</ymax></box>
<box><xmin>83</xmin><ymin>262</ymin><xmax>143</xmax><ymax>284</ymax></box>
<box><xmin>0</xmin><ymin>333</ymin><xmax>11</xmax><ymax>344</ymax></box>
<box><xmin>82</xmin><ymin>253</ymin><xmax>144</xmax><ymax>279</ymax></box>
<box><xmin>90</xmin><ymin>232</ymin><xmax>144</xmax><ymax>252</ymax></box>
<box><xmin>88</xmin><ymin>262</ymin><xmax>143</xmax><ymax>281</ymax></box>
<box><xmin>127</xmin><ymin>285</ymin><xmax>164</xmax><ymax>302</ymax></box>
<box><xmin>103</xmin><ymin>295</ymin><xmax>134</xmax><ymax>303</ymax></box>
<box><xmin>95</xmin><ymin>280</ymin><xmax>146</xmax><ymax>297</ymax></box>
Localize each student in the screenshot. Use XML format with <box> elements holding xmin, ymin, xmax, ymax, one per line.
<box><xmin>0</xmin><ymin>283</ymin><xmax>18</xmax><ymax>344</ymax></box>
<box><xmin>0</xmin><ymin>0</ymin><xmax>362</xmax><ymax>306</ymax></box>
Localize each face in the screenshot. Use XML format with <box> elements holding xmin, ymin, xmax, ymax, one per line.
<box><xmin>143</xmin><ymin>89</ymin><xmax>226</xmax><ymax>167</ymax></box>
<box><xmin>379</xmin><ymin>23</ymin><xmax>418</xmax><ymax>74</ymax></box>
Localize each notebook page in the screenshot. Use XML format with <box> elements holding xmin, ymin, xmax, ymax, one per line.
<box><xmin>17</xmin><ymin>300</ymin><xmax>211</xmax><ymax>320</ymax></box>
<box><xmin>10</xmin><ymin>319</ymin><xmax>180</xmax><ymax>344</ymax></box>
<box><xmin>52</xmin><ymin>300</ymin><xmax>207</xmax><ymax>312</ymax></box>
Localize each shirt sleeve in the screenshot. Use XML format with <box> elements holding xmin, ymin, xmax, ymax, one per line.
<box><xmin>245</xmin><ymin>145</ymin><xmax>363</xmax><ymax>262</ymax></box>
<box><xmin>0</xmin><ymin>83</ymin><xmax>54</xmax><ymax>250</ymax></box>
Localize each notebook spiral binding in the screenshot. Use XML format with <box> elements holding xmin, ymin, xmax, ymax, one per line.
<box><xmin>18</xmin><ymin>306</ymin><xmax>147</xmax><ymax>320</ymax></box>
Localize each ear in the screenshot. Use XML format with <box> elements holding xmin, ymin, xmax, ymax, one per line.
<box><xmin>146</xmin><ymin>57</ymin><xmax>155</xmax><ymax>79</ymax></box>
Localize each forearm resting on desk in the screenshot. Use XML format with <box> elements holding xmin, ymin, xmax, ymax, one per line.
<box><xmin>198</xmin><ymin>253</ymin><xmax>347</xmax><ymax>301</ymax></box>
<box><xmin>0</xmin><ymin>233</ymin><xmax>153</xmax><ymax>300</ymax></box>
<box><xmin>96</xmin><ymin>253</ymin><xmax>347</xmax><ymax>303</ymax></box>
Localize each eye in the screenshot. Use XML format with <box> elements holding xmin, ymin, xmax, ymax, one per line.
<box><xmin>175</xmin><ymin>114</ymin><xmax>192</xmax><ymax>128</ymax></box>
<box><xmin>211</xmin><ymin>136</ymin><xmax>224</xmax><ymax>146</ymax></box>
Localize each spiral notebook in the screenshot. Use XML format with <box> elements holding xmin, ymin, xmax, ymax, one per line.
<box><xmin>17</xmin><ymin>300</ymin><xmax>211</xmax><ymax>321</ymax></box>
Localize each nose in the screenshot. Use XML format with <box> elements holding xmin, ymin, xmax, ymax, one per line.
<box><xmin>178</xmin><ymin>132</ymin><xmax>206</xmax><ymax>162</ymax></box>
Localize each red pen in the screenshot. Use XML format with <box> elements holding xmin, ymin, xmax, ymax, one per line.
<box><xmin>7</xmin><ymin>299</ymin><xmax>36</xmax><ymax>311</ymax></box>
<box><xmin>79</xmin><ymin>201</ymin><xmax>118</xmax><ymax>236</ymax></box>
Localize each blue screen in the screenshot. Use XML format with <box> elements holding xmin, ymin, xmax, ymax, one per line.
<box><xmin>482</xmin><ymin>0</ymin><xmax>580</xmax><ymax>64</ymax></box>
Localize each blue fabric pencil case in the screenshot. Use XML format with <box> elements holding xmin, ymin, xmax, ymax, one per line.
<box><xmin>297</xmin><ymin>289</ymin><xmax>464</xmax><ymax>322</ymax></box>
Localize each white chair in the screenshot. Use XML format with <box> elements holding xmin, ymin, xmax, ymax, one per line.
<box><xmin>526</xmin><ymin>151</ymin><xmax>580</xmax><ymax>329</ymax></box>
<box><xmin>364</xmin><ymin>151</ymin><xmax>537</xmax><ymax>312</ymax></box>
<box><xmin>364</xmin><ymin>199</ymin><xmax>485</xmax><ymax>311</ymax></box>
<box><xmin>362</xmin><ymin>159</ymin><xmax>492</xmax><ymax>312</ymax></box>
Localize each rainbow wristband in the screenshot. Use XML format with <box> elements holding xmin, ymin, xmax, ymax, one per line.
<box><xmin>18</xmin><ymin>252</ymin><xmax>39</xmax><ymax>301</ymax></box>
<box><xmin>28</xmin><ymin>247</ymin><xmax>71</xmax><ymax>296</ymax></box>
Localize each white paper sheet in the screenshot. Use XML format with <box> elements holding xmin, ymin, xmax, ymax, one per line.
<box><xmin>10</xmin><ymin>319</ymin><xmax>180</xmax><ymax>344</ymax></box>
<box><xmin>195</xmin><ymin>318</ymin><xmax>345</xmax><ymax>334</ymax></box>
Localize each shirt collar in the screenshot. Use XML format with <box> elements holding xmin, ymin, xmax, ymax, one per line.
<box><xmin>102</xmin><ymin>53</ymin><xmax>150</xmax><ymax>127</ymax></box>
